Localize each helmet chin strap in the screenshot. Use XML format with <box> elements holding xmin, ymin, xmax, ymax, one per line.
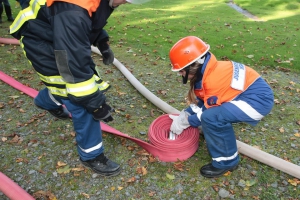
<box><xmin>182</xmin><ymin>66</ymin><xmax>190</xmax><ymax>84</ymax></box>
<box><xmin>181</xmin><ymin>55</ymin><xmax>206</xmax><ymax>84</ymax></box>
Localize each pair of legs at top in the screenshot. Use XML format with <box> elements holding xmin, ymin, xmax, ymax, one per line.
<box><xmin>0</xmin><ymin>0</ymin><xmax>14</xmax><ymax>23</ymax></box>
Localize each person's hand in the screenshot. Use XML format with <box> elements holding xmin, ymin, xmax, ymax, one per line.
<box><xmin>96</xmin><ymin>37</ymin><xmax>115</xmax><ymax>65</ymax></box>
<box><xmin>109</xmin><ymin>0</ymin><xmax>127</xmax><ymax>8</ymax></box>
<box><xmin>169</xmin><ymin>110</ymin><xmax>190</xmax><ymax>135</ymax></box>
<box><xmin>92</xmin><ymin>102</ymin><xmax>115</xmax><ymax>122</ymax></box>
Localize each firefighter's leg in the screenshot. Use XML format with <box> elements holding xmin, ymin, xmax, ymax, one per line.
<box><xmin>34</xmin><ymin>88</ymin><xmax>70</xmax><ymax>119</ymax></box>
<box><xmin>3</xmin><ymin>0</ymin><xmax>14</xmax><ymax>21</ymax></box>
<box><xmin>200</xmin><ymin>106</ymin><xmax>239</xmax><ymax>178</ymax></box>
<box><xmin>20</xmin><ymin>20</ymin><xmax>70</xmax><ymax>119</ymax></box>
<box><xmin>61</xmin><ymin>99</ymin><xmax>120</xmax><ymax>176</ymax></box>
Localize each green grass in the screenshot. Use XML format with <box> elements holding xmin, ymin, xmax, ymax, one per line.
<box><xmin>1</xmin><ymin>0</ymin><xmax>300</xmax><ymax>199</ymax></box>
<box><xmin>106</xmin><ymin>0</ymin><xmax>300</xmax><ymax>71</ymax></box>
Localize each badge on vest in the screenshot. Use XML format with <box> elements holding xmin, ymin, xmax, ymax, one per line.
<box><xmin>207</xmin><ymin>96</ymin><xmax>218</xmax><ymax>106</ymax></box>
<box><xmin>231</xmin><ymin>61</ymin><xmax>246</xmax><ymax>91</ymax></box>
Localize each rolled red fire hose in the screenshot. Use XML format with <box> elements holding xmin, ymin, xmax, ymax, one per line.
<box><xmin>0</xmin><ymin>70</ymin><xmax>199</xmax><ymax>162</ymax></box>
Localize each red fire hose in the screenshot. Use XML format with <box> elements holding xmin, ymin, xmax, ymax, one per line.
<box><xmin>0</xmin><ymin>71</ymin><xmax>200</xmax><ymax>162</ymax></box>
<box><xmin>0</xmin><ymin>69</ymin><xmax>200</xmax><ymax>198</ymax></box>
<box><xmin>0</xmin><ymin>37</ymin><xmax>19</xmax><ymax>45</ymax></box>
<box><xmin>0</xmin><ymin>172</ymin><xmax>34</xmax><ymax>200</ymax></box>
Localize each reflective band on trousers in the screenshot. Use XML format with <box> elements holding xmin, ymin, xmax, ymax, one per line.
<box><xmin>10</xmin><ymin>0</ymin><xmax>46</xmax><ymax>34</ymax></box>
<box><xmin>212</xmin><ymin>151</ymin><xmax>238</xmax><ymax>162</ymax></box>
<box><xmin>79</xmin><ymin>142</ymin><xmax>103</xmax><ymax>153</ymax></box>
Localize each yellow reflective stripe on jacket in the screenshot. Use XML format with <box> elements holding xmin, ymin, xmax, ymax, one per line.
<box><xmin>37</xmin><ymin>72</ymin><xmax>66</xmax><ymax>85</ymax></box>
<box><xmin>66</xmin><ymin>76</ymin><xmax>98</xmax><ymax>97</ymax></box>
<box><xmin>47</xmin><ymin>86</ymin><xmax>68</xmax><ymax>97</ymax></box>
<box><xmin>94</xmin><ymin>74</ymin><xmax>100</xmax><ymax>82</ymax></box>
<box><xmin>10</xmin><ymin>0</ymin><xmax>46</xmax><ymax>34</ymax></box>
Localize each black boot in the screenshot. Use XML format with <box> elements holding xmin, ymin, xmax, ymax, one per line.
<box><xmin>80</xmin><ymin>153</ymin><xmax>121</xmax><ymax>176</ymax></box>
<box><xmin>200</xmin><ymin>163</ymin><xmax>238</xmax><ymax>178</ymax></box>
<box><xmin>34</xmin><ymin>100</ymin><xmax>71</xmax><ymax>120</ymax></box>
<box><xmin>4</xmin><ymin>5</ymin><xmax>14</xmax><ymax>22</ymax></box>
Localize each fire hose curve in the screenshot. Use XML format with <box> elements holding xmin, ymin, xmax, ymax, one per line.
<box><xmin>0</xmin><ymin>38</ymin><xmax>299</xmax><ymax>200</ymax></box>
<box><xmin>148</xmin><ymin>114</ymin><xmax>200</xmax><ymax>161</ymax></box>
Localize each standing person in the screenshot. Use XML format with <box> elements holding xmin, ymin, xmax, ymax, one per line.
<box><xmin>0</xmin><ymin>0</ymin><xmax>14</xmax><ymax>23</ymax></box>
<box><xmin>168</xmin><ymin>36</ymin><xmax>274</xmax><ymax>178</ymax></box>
<box><xmin>9</xmin><ymin>0</ymin><xmax>128</xmax><ymax>177</ymax></box>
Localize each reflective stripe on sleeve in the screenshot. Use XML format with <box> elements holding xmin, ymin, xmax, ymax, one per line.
<box><xmin>37</xmin><ymin>72</ymin><xmax>66</xmax><ymax>85</ymax></box>
<box><xmin>10</xmin><ymin>0</ymin><xmax>46</xmax><ymax>34</ymax></box>
<box><xmin>47</xmin><ymin>86</ymin><xmax>68</xmax><ymax>97</ymax></box>
<box><xmin>36</xmin><ymin>73</ymin><xmax>68</xmax><ymax>97</ymax></box>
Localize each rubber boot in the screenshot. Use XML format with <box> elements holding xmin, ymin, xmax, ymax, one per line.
<box><xmin>0</xmin><ymin>6</ymin><xmax>3</xmax><ymax>23</ymax></box>
<box><xmin>4</xmin><ymin>5</ymin><xmax>14</xmax><ymax>22</ymax></box>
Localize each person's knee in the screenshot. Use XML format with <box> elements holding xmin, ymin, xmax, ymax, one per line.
<box><xmin>201</xmin><ymin>108</ymin><xmax>217</xmax><ymax>125</ymax></box>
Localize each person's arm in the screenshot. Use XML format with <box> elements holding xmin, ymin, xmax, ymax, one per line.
<box><xmin>186</xmin><ymin>104</ymin><xmax>204</xmax><ymax>127</ymax></box>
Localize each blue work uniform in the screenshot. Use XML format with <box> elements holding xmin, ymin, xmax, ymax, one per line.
<box><xmin>185</xmin><ymin>52</ymin><xmax>274</xmax><ymax>169</ymax></box>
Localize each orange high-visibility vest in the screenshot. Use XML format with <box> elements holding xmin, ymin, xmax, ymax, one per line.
<box><xmin>47</xmin><ymin>0</ymin><xmax>101</xmax><ymax>16</ymax></box>
<box><xmin>194</xmin><ymin>53</ymin><xmax>260</xmax><ymax>108</ymax></box>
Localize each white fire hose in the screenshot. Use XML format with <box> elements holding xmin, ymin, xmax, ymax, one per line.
<box><xmin>91</xmin><ymin>46</ymin><xmax>300</xmax><ymax>179</ymax></box>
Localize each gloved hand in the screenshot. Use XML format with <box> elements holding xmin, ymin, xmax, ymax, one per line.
<box><xmin>97</xmin><ymin>39</ymin><xmax>114</xmax><ymax>65</ymax></box>
<box><xmin>100</xmin><ymin>48</ymin><xmax>114</xmax><ymax>65</ymax></box>
<box><xmin>92</xmin><ymin>102</ymin><xmax>115</xmax><ymax>122</ymax></box>
<box><xmin>169</xmin><ymin>110</ymin><xmax>190</xmax><ymax>135</ymax></box>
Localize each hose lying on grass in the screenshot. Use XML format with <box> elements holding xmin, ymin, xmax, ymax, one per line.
<box><xmin>0</xmin><ymin>37</ymin><xmax>299</xmax><ymax>179</ymax></box>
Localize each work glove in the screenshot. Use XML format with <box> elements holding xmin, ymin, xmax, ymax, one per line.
<box><xmin>96</xmin><ymin>38</ymin><xmax>114</xmax><ymax>65</ymax></box>
<box><xmin>92</xmin><ymin>102</ymin><xmax>115</xmax><ymax>122</ymax></box>
<box><xmin>169</xmin><ymin>109</ymin><xmax>190</xmax><ymax>135</ymax></box>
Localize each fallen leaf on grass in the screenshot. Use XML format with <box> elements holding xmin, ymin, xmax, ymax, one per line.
<box><xmin>288</xmin><ymin>178</ymin><xmax>300</xmax><ymax>186</ymax></box>
<box><xmin>148</xmin><ymin>155</ymin><xmax>157</xmax><ymax>163</ymax></box>
<box><xmin>166</xmin><ymin>173</ymin><xmax>175</xmax><ymax>180</ymax></box>
<box><xmin>126</xmin><ymin>177</ymin><xmax>136</xmax><ymax>183</ymax></box>
<box><xmin>149</xmin><ymin>191</ymin><xmax>156</xmax><ymax>197</ymax></box>
<box><xmin>8</xmin><ymin>95</ymin><xmax>19</xmax><ymax>99</ymax></box>
<box><xmin>71</xmin><ymin>166</ymin><xmax>85</xmax><ymax>172</ymax></box>
<box><xmin>136</xmin><ymin>166</ymin><xmax>147</xmax><ymax>175</ymax></box>
<box><xmin>279</xmin><ymin>127</ymin><xmax>285</xmax><ymax>133</ymax></box>
<box><xmin>56</xmin><ymin>165</ymin><xmax>71</xmax><ymax>174</ymax></box>
<box><xmin>223</xmin><ymin>171</ymin><xmax>232</xmax><ymax>176</ymax></box>
<box><xmin>294</xmin><ymin>133</ymin><xmax>300</xmax><ymax>137</ymax></box>
<box><xmin>173</xmin><ymin>161</ymin><xmax>184</xmax><ymax>171</ymax></box>
<box><xmin>33</xmin><ymin>190</ymin><xmax>57</xmax><ymax>200</ymax></box>
<box><xmin>246</xmin><ymin>179</ymin><xmax>257</xmax><ymax>187</ymax></box>
<box><xmin>19</xmin><ymin>108</ymin><xmax>26</xmax><ymax>113</ymax></box>
<box><xmin>118</xmin><ymin>186</ymin><xmax>123</xmax><ymax>190</ymax></box>
<box><xmin>81</xmin><ymin>193</ymin><xmax>90</xmax><ymax>198</ymax></box>
<box><xmin>57</xmin><ymin>161</ymin><xmax>67</xmax><ymax>167</ymax></box>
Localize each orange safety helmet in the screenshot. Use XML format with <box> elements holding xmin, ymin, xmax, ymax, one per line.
<box><xmin>169</xmin><ymin>36</ymin><xmax>210</xmax><ymax>71</ymax></box>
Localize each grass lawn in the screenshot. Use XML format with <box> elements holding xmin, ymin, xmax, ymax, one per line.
<box><xmin>0</xmin><ymin>0</ymin><xmax>300</xmax><ymax>199</ymax></box>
